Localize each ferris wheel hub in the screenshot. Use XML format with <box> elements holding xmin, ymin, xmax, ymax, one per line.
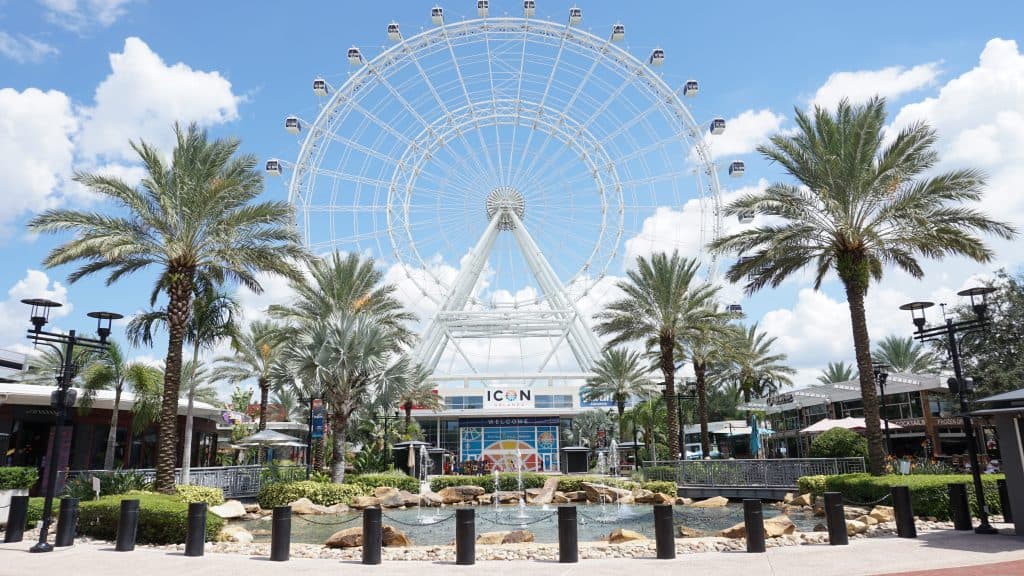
<box><xmin>485</xmin><ymin>186</ymin><xmax>526</xmax><ymax>231</ymax></box>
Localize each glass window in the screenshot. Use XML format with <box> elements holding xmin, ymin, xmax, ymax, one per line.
<box><xmin>535</xmin><ymin>395</ymin><xmax>573</xmax><ymax>409</ymax></box>
<box><xmin>445</xmin><ymin>396</ymin><xmax>483</xmax><ymax>409</ymax></box>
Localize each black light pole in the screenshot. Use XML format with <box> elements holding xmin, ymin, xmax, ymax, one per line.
<box><xmin>663</xmin><ymin>382</ymin><xmax>696</xmax><ymax>458</ymax></box>
<box><xmin>21</xmin><ymin>298</ymin><xmax>121</xmax><ymax>553</ymax></box>
<box><xmin>900</xmin><ymin>286</ymin><xmax>998</xmax><ymax>535</ymax></box>
<box><xmin>378</xmin><ymin>410</ymin><xmax>400</xmax><ymax>465</ymax></box>
<box><xmin>873</xmin><ymin>363</ymin><xmax>892</xmax><ymax>455</ymax></box>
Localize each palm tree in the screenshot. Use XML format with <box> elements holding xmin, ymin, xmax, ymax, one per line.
<box><xmin>29</xmin><ymin>123</ymin><xmax>306</xmax><ymax>492</ymax></box>
<box><xmin>709</xmin><ymin>97</ymin><xmax>1016</xmax><ymax>474</ymax></box>
<box><xmin>817</xmin><ymin>361</ymin><xmax>855</xmax><ymax>384</ymax></box>
<box><xmin>213</xmin><ymin>320</ymin><xmax>287</xmax><ymax>432</ymax></box>
<box><xmin>722</xmin><ymin>323</ymin><xmax>795</xmax><ymax>402</ymax></box>
<box><xmin>81</xmin><ymin>341</ymin><xmax>164</xmax><ymax>469</ymax></box>
<box><xmin>873</xmin><ymin>334</ymin><xmax>942</xmax><ymax>456</ymax></box>
<box><xmin>271</xmin><ymin>386</ymin><xmax>301</xmax><ymax>422</ymax></box>
<box><xmin>584</xmin><ymin>348</ymin><xmax>657</xmax><ymax>440</ymax></box>
<box><xmin>622</xmin><ymin>397</ymin><xmax>666</xmax><ymax>461</ymax></box>
<box><xmin>679</xmin><ymin>316</ymin><xmax>736</xmax><ymax>456</ymax></box>
<box><xmin>395</xmin><ymin>367</ymin><xmax>442</xmax><ymax>428</ymax></box>
<box><xmin>594</xmin><ymin>251</ymin><xmax>723</xmax><ymax>459</ymax></box>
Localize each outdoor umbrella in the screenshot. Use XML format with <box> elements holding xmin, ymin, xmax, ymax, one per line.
<box><xmin>749</xmin><ymin>415</ymin><xmax>762</xmax><ymax>458</ymax></box>
<box><xmin>800</xmin><ymin>416</ymin><xmax>903</xmax><ymax>434</ymax></box>
<box><xmin>236</xmin><ymin>429</ymin><xmax>303</xmax><ymax>446</ymax></box>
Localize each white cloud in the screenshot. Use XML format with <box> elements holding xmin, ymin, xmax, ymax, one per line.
<box><xmin>705</xmin><ymin>109</ymin><xmax>786</xmax><ymax>160</ymax></box>
<box><xmin>0</xmin><ymin>270</ymin><xmax>73</xmax><ymax>353</ymax></box>
<box><xmin>39</xmin><ymin>0</ymin><xmax>136</xmax><ymax>31</ymax></box>
<box><xmin>0</xmin><ymin>88</ymin><xmax>78</xmax><ymax>233</ymax></box>
<box><xmin>77</xmin><ymin>37</ymin><xmax>241</xmax><ymax>162</ymax></box>
<box><xmin>0</xmin><ymin>31</ymin><xmax>59</xmax><ymax>63</ymax></box>
<box><xmin>811</xmin><ymin>62</ymin><xmax>941</xmax><ymax>110</ymax></box>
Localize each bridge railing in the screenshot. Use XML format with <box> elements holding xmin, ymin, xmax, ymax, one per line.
<box><xmin>63</xmin><ymin>465</ymin><xmax>306</xmax><ymax>498</ymax></box>
<box><xmin>642</xmin><ymin>458</ymin><xmax>866</xmax><ymax>488</ymax></box>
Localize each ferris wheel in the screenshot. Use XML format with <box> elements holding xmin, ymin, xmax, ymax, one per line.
<box><xmin>271</xmin><ymin>2</ymin><xmax>735</xmax><ymax>382</ymax></box>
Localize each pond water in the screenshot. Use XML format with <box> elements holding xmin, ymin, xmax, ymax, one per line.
<box><xmin>240</xmin><ymin>503</ymin><xmax>820</xmax><ymax>546</ymax></box>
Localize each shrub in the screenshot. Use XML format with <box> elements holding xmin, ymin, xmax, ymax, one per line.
<box><xmin>799</xmin><ymin>473</ymin><xmax>1004</xmax><ymax>520</ymax></box>
<box><xmin>809</xmin><ymin>428</ymin><xmax>869</xmax><ymax>459</ymax></box>
<box><xmin>429</xmin><ymin>473</ymin><xmax>547</xmax><ymax>493</ymax></box>
<box><xmin>350</xmin><ymin>471</ymin><xmax>420</xmax><ymax>494</ymax></box>
<box><xmin>77</xmin><ymin>493</ymin><xmax>223</xmax><ymax>544</ymax></box>
<box><xmin>174</xmin><ymin>485</ymin><xmax>225</xmax><ymax>506</ymax></box>
<box><xmin>260</xmin><ymin>461</ymin><xmax>307</xmax><ymax>486</ymax></box>
<box><xmin>0</xmin><ymin>467</ymin><xmax>38</xmax><ymax>490</ymax></box>
<box><xmin>256</xmin><ymin>481</ymin><xmax>366</xmax><ymax>509</ymax></box>
<box><xmin>796</xmin><ymin>475</ymin><xmax>829</xmax><ymax>498</ymax></box>
<box><xmin>642</xmin><ymin>466</ymin><xmax>677</xmax><ymax>483</ymax></box>
<box><xmin>61</xmin><ymin>469</ymin><xmax>153</xmax><ymax>501</ymax></box>
<box><xmin>555</xmin><ymin>476</ymin><xmax>638</xmax><ymax>492</ymax></box>
<box><xmin>641</xmin><ymin>481</ymin><xmax>677</xmax><ymax>495</ymax></box>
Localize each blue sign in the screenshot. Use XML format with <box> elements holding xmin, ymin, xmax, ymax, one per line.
<box><xmin>578</xmin><ymin>386</ymin><xmax>615</xmax><ymax>408</ymax></box>
<box><xmin>311</xmin><ymin>399</ymin><xmax>325</xmax><ymax>439</ymax></box>
<box><xmin>459</xmin><ymin>416</ymin><xmax>560</xmax><ymax>427</ymax></box>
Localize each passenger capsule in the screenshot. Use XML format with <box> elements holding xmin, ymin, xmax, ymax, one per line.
<box><xmin>284</xmin><ymin>116</ymin><xmax>301</xmax><ymax>134</ymax></box>
<box><xmin>387</xmin><ymin>22</ymin><xmax>401</xmax><ymax>41</ymax></box>
<box><xmin>726</xmin><ymin>304</ymin><xmax>743</xmax><ymax>314</ymax></box>
<box><xmin>312</xmin><ymin>78</ymin><xmax>328</xmax><ymax>97</ymax></box>
<box><xmin>347</xmin><ymin>47</ymin><xmax>362</xmax><ymax>66</ymax></box>
<box><xmin>265</xmin><ymin>159</ymin><xmax>281</xmax><ymax>176</ymax></box>
<box><xmin>569</xmin><ymin>6</ymin><xmax>582</xmax><ymax>25</ymax></box>
<box><xmin>728</xmin><ymin>160</ymin><xmax>745</xmax><ymax>177</ymax></box>
<box><xmin>431</xmin><ymin>6</ymin><xmax>444</xmax><ymax>25</ymax></box>
<box><xmin>523</xmin><ymin>0</ymin><xmax>535</xmax><ymax>17</ymax></box>
<box><xmin>738</xmin><ymin>210</ymin><xmax>755</xmax><ymax>224</ymax></box>
<box><xmin>477</xmin><ymin>0</ymin><xmax>489</xmax><ymax>17</ymax></box>
<box><xmin>683</xmin><ymin>79</ymin><xmax>699</xmax><ymax>97</ymax></box>
<box><xmin>649</xmin><ymin>48</ymin><xmax>665</xmax><ymax>66</ymax></box>
<box><xmin>710</xmin><ymin>118</ymin><xmax>726</xmax><ymax>135</ymax></box>
<box><xmin>610</xmin><ymin>23</ymin><xmax>624</xmax><ymax>42</ymax></box>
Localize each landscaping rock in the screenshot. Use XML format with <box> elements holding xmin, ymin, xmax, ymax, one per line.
<box><xmin>219</xmin><ymin>525</ymin><xmax>253</xmax><ymax>544</ymax></box>
<box><xmin>288</xmin><ymin>498</ymin><xmax>329</xmax><ymax>515</ymax></box>
<box><xmin>534</xmin><ymin>477</ymin><xmax>560</xmax><ymax>505</ymax></box>
<box><xmin>764</xmin><ymin>515</ymin><xmax>796</xmax><ymax>537</ymax></box>
<box><xmin>813</xmin><ymin>523</ymin><xmax>828</xmax><ymax>532</ymax></box>
<box><xmin>582</xmin><ymin>482</ymin><xmax>631</xmax><ymax>503</ymax></box>
<box><xmin>350</xmin><ymin>496</ymin><xmax>381</xmax><ymax>509</ymax></box>
<box><xmin>607</xmin><ymin>528</ymin><xmax>646</xmax><ymax>544</ymax></box>
<box><xmin>869</xmin><ymin>506</ymin><xmax>894</xmax><ymax>523</ymax></box>
<box><xmin>564</xmin><ymin>491</ymin><xmax>588</xmax><ymax>502</ymax></box>
<box><xmin>690</xmin><ymin>496</ymin><xmax>729</xmax><ymax>508</ymax></box>
<box><xmin>856</xmin><ymin>514</ymin><xmax>879</xmax><ymax>526</ymax></box>
<box><xmin>788</xmin><ymin>493</ymin><xmax>813</xmax><ymax>507</ymax></box>
<box><xmin>677</xmin><ymin>525</ymin><xmax>705</xmax><ymax>538</ymax></box>
<box><xmin>846</xmin><ymin>520</ymin><xmax>868</xmax><ymax>536</ymax></box>
<box><xmin>502</xmin><ymin>530</ymin><xmax>534</xmax><ymax>544</ymax></box>
<box><xmin>210</xmin><ymin>500</ymin><xmax>247</xmax><ymax>519</ymax></box>
<box><xmin>325</xmin><ymin>527</ymin><xmax>362</xmax><ymax>548</ymax></box>
<box><xmin>382</xmin><ymin>525</ymin><xmax>412</xmax><ymax>547</ymax></box>
<box><xmin>243</xmin><ymin>503</ymin><xmax>261</xmax><ymax>514</ymax></box>
<box><xmin>420</xmin><ymin>491</ymin><xmax>442</xmax><ymax>507</ymax></box>
<box><xmin>438</xmin><ymin>485</ymin><xmax>486</xmax><ymax>504</ymax></box>
<box><xmin>477</xmin><ymin>531</ymin><xmax>509</xmax><ymax>545</ymax></box>
<box><xmin>675</xmin><ymin>497</ymin><xmax>693</xmax><ymax>506</ymax></box>
<box><xmin>324</xmin><ymin>503</ymin><xmax>350</xmax><ymax>514</ymax></box>
<box><xmin>380</xmin><ymin>492</ymin><xmax>407</xmax><ymax>508</ymax></box>
<box><xmin>636</xmin><ymin>491</ymin><xmax>674</xmax><ymax>505</ymax></box>
<box><xmin>719</xmin><ymin>521</ymin><xmax>747</xmax><ymax>538</ymax></box>
<box><xmin>374</xmin><ymin>486</ymin><xmax>399</xmax><ymax>499</ymax></box>
<box><xmin>843</xmin><ymin>506</ymin><xmax>870</xmax><ymax>519</ymax></box>
<box><xmin>782</xmin><ymin>492</ymin><xmax>795</xmax><ymax>504</ymax></box>
<box><xmin>552</xmin><ymin>491</ymin><xmax>570</xmax><ymax>504</ymax></box>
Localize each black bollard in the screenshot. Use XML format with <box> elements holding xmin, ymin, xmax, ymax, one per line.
<box><xmin>270</xmin><ymin>506</ymin><xmax>291</xmax><ymax>562</ymax></box>
<box><xmin>4</xmin><ymin>495</ymin><xmax>29</xmax><ymax>543</ymax></box>
<box><xmin>743</xmin><ymin>499</ymin><xmax>765</xmax><ymax>553</ymax></box>
<box><xmin>362</xmin><ymin>507</ymin><xmax>382</xmax><ymax>565</ymax></box>
<box><xmin>654</xmin><ymin>504</ymin><xmax>675</xmax><ymax>559</ymax></box>
<box><xmin>891</xmin><ymin>486</ymin><xmax>917</xmax><ymax>539</ymax></box>
<box><xmin>115</xmin><ymin>499</ymin><xmax>140</xmax><ymax>552</ymax></box>
<box><xmin>948</xmin><ymin>483</ymin><xmax>972</xmax><ymax>531</ymax></box>
<box><xmin>54</xmin><ymin>497</ymin><xmax>78</xmax><ymax>547</ymax></box>
<box><xmin>824</xmin><ymin>492</ymin><xmax>848</xmax><ymax>546</ymax></box>
<box><xmin>997</xmin><ymin>479</ymin><xmax>1013</xmax><ymax>523</ymax></box>
<box><xmin>557</xmin><ymin>506</ymin><xmax>578</xmax><ymax>563</ymax></box>
<box><xmin>455</xmin><ymin>508</ymin><xmax>475</xmax><ymax>566</ymax></box>
<box><xmin>184</xmin><ymin>502</ymin><xmax>207</xmax><ymax>557</ymax></box>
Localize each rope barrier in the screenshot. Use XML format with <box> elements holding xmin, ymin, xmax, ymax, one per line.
<box><xmin>841</xmin><ymin>493</ymin><xmax>892</xmax><ymax>507</ymax></box>
<box><xmin>577</xmin><ymin>509</ymin><xmax>653</xmax><ymax>525</ymax></box>
<box><xmin>478</xmin><ymin>511</ymin><xmax>557</xmax><ymax>526</ymax></box>
<box><xmin>293</xmin><ymin>513</ymin><xmax>362</xmax><ymax>526</ymax></box>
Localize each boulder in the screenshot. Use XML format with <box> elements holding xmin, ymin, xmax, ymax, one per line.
<box><xmin>764</xmin><ymin>515</ymin><xmax>796</xmax><ymax>537</ymax></box>
<box><xmin>374</xmin><ymin>486</ymin><xmax>400</xmax><ymax>499</ymax></box>
<box><xmin>477</xmin><ymin>531</ymin><xmax>509</xmax><ymax>545</ymax></box>
<box><xmin>438</xmin><ymin>485</ymin><xmax>486</xmax><ymax>504</ymax></box>
<box><xmin>324</xmin><ymin>503</ymin><xmax>350</xmax><ymax>514</ymax></box>
<box><xmin>379</xmin><ymin>492</ymin><xmax>408</xmax><ymax>508</ymax></box>
<box><xmin>325</xmin><ymin>527</ymin><xmax>363</xmax><ymax>548</ymax></box>
<box><xmin>813</xmin><ymin>523</ymin><xmax>828</xmax><ymax>532</ymax></box>
<box><xmin>530</xmin><ymin>476</ymin><xmax>560</xmax><ymax>505</ymax></box>
<box><xmin>617</xmin><ymin>493</ymin><xmax>635</xmax><ymax>505</ymax></box>
<box><xmin>675</xmin><ymin>497</ymin><xmax>693</xmax><ymax>506</ymax></box>
<box><xmin>582</xmin><ymin>482</ymin><xmax>631</xmax><ymax>503</ymax></box>
<box><xmin>677</xmin><ymin>525</ymin><xmax>705</xmax><ymax>538</ymax></box>
<box><xmin>502</xmin><ymin>530</ymin><xmax>535</xmax><ymax>544</ymax></box>
<box><xmin>350</xmin><ymin>496</ymin><xmax>381</xmax><ymax>509</ymax></box>
<box><xmin>843</xmin><ymin>506</ymin><xmax>871</xmax><ymax>519</ymax></box>
<box><xmin>552</xmin><ymin>491</ymin><xmax>570</xmax><ymax>504</ymax></box>
<box><xmin>846</xmin><ymin>520</ymin><xmax>868</xmax><ymax>536</ymax></box>
<box><xmin>420</xmin><ymin>491</ymin><xmax>443</xmax><ymax>507</ymax></box>
<box><xmin>782</xmin><ymin>492</ymin><xmax>795</xmax><ymax>504</ymax></box>
<box><xmin>243</xmin><ymin>503</ymin><xmax>262</xmax><ymax>514</ymax></box>
<box><xmin>869</xmin><ymin>506</ymin><xmax>894</xmax><ymax>523</ymax></box>
<box><xmin>382</xmin><ymin>525</ymin><xmax>412</xmax><ymax>547</ymax></box>
<box><xmin>855</xmin><ymin>514</ymin><xmax>879</xmax><ymax>526</ymax></box>
<box><xmin>210</xmin><ymin>499</ymin><xmax>247</xmax><ymax>519</ymax></box>
<box><xmin>635</xmin><ymin>492</ymin><xmax>674</xmax><ymax>505</ymax></box>
<box><xmin>608</xmin><ymin>528</ymin><xmax>647</xmax><ymax>544</ymax></box>
<box><xmin>288</xmin><ymin>497</ymin><xmax>329</xmax><ymax>515</ymax></box>
<box><xmin>564</xmin><ymin>491</ymin><xmax>588</xmax><ymax>502</ymax></box>
<box><xmin>719</xmin><ymin>521</ymin><xmax>747</xmax><ymax>539</ymax></box>
<box><xmin>219</xmin><ymin>525</ymin><xmax>253</xmax><ymax>544</ymax></box>
<box><xmin>788</xmin><ymin>493</ymin><xmax>813</xmax><ymax>507</ymax></box>
<box><xmin>690</xmin><ymin>496</ymin><xmax>729</xmax><ymax>508</ymax></box>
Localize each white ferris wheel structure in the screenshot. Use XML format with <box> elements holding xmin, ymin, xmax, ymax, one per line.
<box><xmin>270</xmin><ymin>2</ymin><xmax>743</xmax><ymax>388</ymax></box>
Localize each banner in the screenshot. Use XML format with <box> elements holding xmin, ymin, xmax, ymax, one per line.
<box><xmin>311</xmin><ymin>399</ymin><xmax>325</xmax><ymax>439</ymax></box>
<box><xmin>459</xmin><ymin>416</ymin><xmax>559</xmax><ymax>427</ymax></box>
<box><xmin>484</xmin><ymin>388</ymin><xmax>534</xmax><ymax>409</ymax></box>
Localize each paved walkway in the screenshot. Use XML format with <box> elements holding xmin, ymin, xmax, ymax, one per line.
<box><xmin>1</xmin><ymin>529</ymin><xmax>1022</xmax><ymax>576</ymax></box>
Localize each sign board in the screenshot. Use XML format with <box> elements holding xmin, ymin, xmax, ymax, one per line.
<box><xmin>484</xmin><ymin>388</ymin><xmax>533</xmax><ymax>410</ymax></box>
<box><xmin>578</xmin><ymin>386</ymin><xmax>615</xmax><ymax>408</ymax></box>
<box><xmin>459</xmin><ymin>416</ymin><xmax>559</xmax><ymax>428</ymax></box>
<box><xmin>768</xmin><ymin>392</ymin><xmax>794</xmax><ymax>406</ymax></box>
<box><xmin>92</xmin><ymin>476</ymin><xmax>101</xmax><ymax>499</ymax></box>
<box><xmin>310</xmin><ymin>399</ymin><xmax>325</xmax><ymax>439</ymax></box>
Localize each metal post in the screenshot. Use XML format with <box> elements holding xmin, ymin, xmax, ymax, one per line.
<box><xmin>948</xmin><ymin>483</ymin><xmax>972</xmax><ymax>531</ymax></box>
<box><xmin>677</xmin><ymin>395</ymin><xmax>684</xmax><ymax>458</ymax></box>
<box><xmin>184</xmin><ymin>502</ymin><xmax>207</xmax><ymax>557</ymax></box>
<box><xmin>362</xmin><ymin>507</ymin><xmax>382</xmax><ymax>565</ymax></box>
<box><xmin>824</xmin><ymin>492</ymin><xmax>848</xmax><ymax>545</ymax></box>
<box><xmin>305</xmin><ymin>397</ymin><xmax>313</xmax><ymax>480</ymax></box>
<box><xmin>880</xmin><ymin>377</ymin><xmax>891</xmax><ymax>455</ymax></box>
<box><xmin>54</xmin><ymin>497</ymin><xmax>78</xmax><ymax>547</ymax></box>
<box><xmin>270</xmin><ymin>506</ymin><xmax>291</xmax><ymax>561</ymax></box>
<box><xmin>654</xmin><ymin>504</ymin><xmax>675</xmax><ymax>559</ymax></box>
<box><xmin>4</xmin><ymin>495</ymin><xmax>29</xmax><ymax>543</ymax></box>
<box><xmin>557</xmin><ymin>506</ymin><xmax>578</xmax><ymax>563</ymax></box>
<box><xmin>997</xmin><ymin>479</ymin><xmax>1013</xmax><ymax>523</ymax></box>
<box><xmin>743</xmin><ymin>499</ymin><xmax>765</xmax><ymax>553</ymax></box>
<box><xmin>455</xmin><ymin>508</ymin><xmax>475</xmax><ymax>565</ymax></box>
<box><xmin>115</xmin><ymin>499</ymin><xmax>140</xmax><ymax>552</ymax></box>
<box><xmin>31</xmin><ymin>333</ymin><xmax>74</xmax><ymax>554</ymax></box>
<box><xmin>891</xmin><ymin>486</ymin><xmax>916</xmax><ymax>538</ymax></box>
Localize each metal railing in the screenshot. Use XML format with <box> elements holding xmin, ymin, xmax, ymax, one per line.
<box><xmin>642</xmin><ymin>458</ymin><xmax>866</xmax><ymax>488</ymax></box>
<box><xmin>63</xmin><ymin>465</ymin><xmax>305</xmax><ymax>498</ymax></box>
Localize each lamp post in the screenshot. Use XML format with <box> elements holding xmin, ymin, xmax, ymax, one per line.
<box><xmin>21</xmin><ymin>298</ymin><xmax>121</xmax><ymax>553</ymax></box>
<box><xmin>872</xmin><ymin>363</ymin><xmax>892</xmax><ymax>455</ymax></box>
<box><xmin>664</xmin><ymin>382</ymin><xmax>697</xmax><ymax>459</ymax></box>
<box><xmin>900</xmin><ymin>286</ymin><xmax>998</xmax><ymax>535</ymax></box>
<box><xmin>377</xmin><ymin>409</ymin><xmax>401</xmax><ymax>464</ymax></box>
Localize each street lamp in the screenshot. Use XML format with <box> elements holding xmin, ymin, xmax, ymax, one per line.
<box><xmin>900</xmin><ymin>286</ymin><xmax>998</xmax><ymax>535</ymax></box>
<box><xmin>21</xmin><ymin>298</ymin><xmax>121</xmax><ymax>553</ymax></box>
<box><xmin>872</xmin><ymin>363</ymin><xmax>892</xmax><ymax>455</ymax></box>
<box><xmin>377</xmin><ymin>409</ymin><xmax>401</xmax><ymax>463</ymax></box>
<box><xmin>664</xmin><ymin>381</ymin><xmax>697</xmax><ymax>459</ymax></box>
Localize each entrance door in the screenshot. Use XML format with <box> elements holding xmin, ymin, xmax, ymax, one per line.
<box><xmin>542</xmin><ymin>453</ymin><xmax>552</xmax><ymax>472</ymax></box>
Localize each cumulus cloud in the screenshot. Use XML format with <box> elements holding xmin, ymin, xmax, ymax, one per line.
<box><xmin>705</xmin><ymin>109</ymin><xmax>786</xmax><ymax>160</ymax></box>
<box><xmin>0</xmin><ymin>31</ymin><xmax>59</xmax><ymax>63</ymax></box>
<box><xmin>811</xmin><ymin>61</ymin><xmax>941</xmax><ymax>110</ymax></box>
<box><xmin>0</xmin><ymin>270</ymin><xmax>73</xmax><ymax>353</ymax></box>
<box><xmin>39</xmin><ymin>0</ymin><xmax>136</xmax><ymax>31</ymax></box>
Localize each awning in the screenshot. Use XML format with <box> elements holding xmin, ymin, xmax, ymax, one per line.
<box><xmin>801</xmin><ymin>417</ymin><xmax>903</xmax><ymax>434</ymax></box>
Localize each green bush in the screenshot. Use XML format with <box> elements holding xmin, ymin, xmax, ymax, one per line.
<box><xmin>429</xmin><ymin>473</ymin><xmax>548</xmax><ymax>493</ymax></box>
<box><xmin>77</xmin><ymin>493</ymin><xmax>223</xmax><ymax>544</ymax></box>
<box><xmin>61</xmin><ymin>469</ymin><xmax>153</xmax><ymax>501</ymax></box>
<box><xmin>351</xmin><ymin>471</ymin><xmax>420</xmax><ymax>494</ymax></box>
<box><xmin>642</xmin><ymin>466</ymin><xmax>677</xmax><ymax>483</ymax></box>
<box><xmin>0</xmin><ymin>467</ymin><xmax>38</xmax><ymax>490</ymax></box>
<box><xmin>641</xmin><ymin>481</ymin><xmax>677</xmax><ymax>495</ymax></box>
<box><xmin>555</xmin><ymin>476</ymin><xmax>639</xmax><ymax>492</ymax></box>
<box><xmin>174</xmin><ymin>485</ymin><xmax>225</xmax><ymax>506</ymax></box>
<box><xmin>256</xmin><ymin>481</ymin><xmax>366</xmax><ymax>509</ymax></box>
<box><xmin>799</xmin><ymin>473</ymin><xmax>1004</xmax><ymax>520</ymax></box>
<box><xmin>796</xmin><ymin>475</ymin><xmax>829</xmax><ymax>498</ymax></box>
<box><xmin>809</xmin><ymin>428</ymin><xmax>869</xmax><ymax>459</ymax></box>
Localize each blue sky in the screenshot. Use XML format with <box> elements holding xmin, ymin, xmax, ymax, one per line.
<box><xmin>2</xmin><ymin>0</ymin><xmax>1023</xmax><ymax>394</ymax></box>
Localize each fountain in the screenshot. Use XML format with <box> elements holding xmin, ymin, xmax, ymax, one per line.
<box><xmin>416</xmin><ymin>445</ymin><xmax>443</xmax><ymax>524</ymax></box>
<box><xmin>596</xmin><ymin>451</ymin><xmax>607</xmax><ymax>476</ymax></box>
<box><xmin>514</xmin><ymin>448</ymin><xmax>529</xmax><ymax>520</ymax></box>
<box><xmin>493</xmin><ymin>468</ymin><xmax>501</xmax><ymax>514</ymax></box>
<box><xmin>609</xmin><ymin>439</ymin><xmax>619</xmax><ymax>477</ymax></box>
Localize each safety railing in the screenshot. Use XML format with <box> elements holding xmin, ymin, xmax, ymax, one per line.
<box><xmin>63</xmin><ymin>465</ymin><xmax>305</xmax><ymax>498</ymax></box>
<box><xmin>642</xmin><ymin>458</ymin><xmax>866</xmax><ymax>488</ymax></box>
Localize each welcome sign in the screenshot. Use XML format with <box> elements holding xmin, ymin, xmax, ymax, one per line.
<box><xmin>485</xmin><ymin>388</ymin><xmax>534</xmax><ymax>409</ymax></box>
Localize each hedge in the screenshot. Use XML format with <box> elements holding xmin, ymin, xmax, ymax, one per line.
<box><xmin>174</xmin><ymin>485</ymin><xmax>225</xmax><ymax>506</ymax></box>
<box><xmin>809</xmin><ymin>428</ymin><xmax>869</xmax><ymax>459</ymax></box>
<box><xmin>77</xmin><ymin>492</ymin><xmax>223</xmax><ymax>544</ymax></box>
<box><xmin>641</xmin><ymin>481</ymin><xmax>677</xmax><ymax>495</ymax></box>
<box><xmin>796</xmin><ymin>473</ymin><xmax>1004</xmax><ymax>520</ymax></box>
<box><xmin>0</xmin><ymin>467</ymin><xmax>38</xmax><ymax>490</ymax></box>
<box><xmin>429</xmin><ymin>473</ymin><xmax>547</xmax><ymax>493</ymax></box>
<box><xmin>256</xmin><ymin>481</ymin><xmax>366</xmax><ymax>509</ymax></box>
<box><xmin>641</xmin><ymin>466</ymin><xmax>677</xmax><ymax>482</ymax></box>
<box><xmin>555</xmin><ymin>476</ymin><xmax>639</xmax><ymax>492</ymax></box>
<box><xmin>350</xmin><ymin>472</ymin><xmax>420</xmax><ymax>494</ymax></box>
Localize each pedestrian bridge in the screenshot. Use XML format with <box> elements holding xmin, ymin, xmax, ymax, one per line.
<box><xmin>643</xmin><ymin>458</ymin><xmax>867</xmax><ymax>500</ymax></box>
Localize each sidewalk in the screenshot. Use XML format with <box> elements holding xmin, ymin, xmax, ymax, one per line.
<box><xmin>1</xmin><ymin>529</ymin><xmax>1021</xmax><ymax>576</ymax></box>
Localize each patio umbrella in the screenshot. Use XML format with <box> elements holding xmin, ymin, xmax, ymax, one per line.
<box><xmin>749</xmin><ymin>415</ymin><xmax>763</xmax><ymax>458</ymax></box>
<box><xmin>236</xmin><ymin>429</ymin><xmax>303</xmax><ymax>446</ymax></box>
<box><xmin>801</xmin><ymin>416</ymin><xmax>903</xmax><ymax>434</ymax></box>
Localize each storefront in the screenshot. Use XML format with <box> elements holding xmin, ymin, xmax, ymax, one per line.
<box><xmin>458</xmin><ymin>416</ymin><xmax>561</xmax><ymax>472</ymax></box>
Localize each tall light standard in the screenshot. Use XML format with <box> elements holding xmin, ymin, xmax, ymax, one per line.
<box><xmin>872</xmin><ymin>363</ymin><xmax>892</xmax><ymax>455</ymax></box>
<box><xmin>21</xmin><ymin>298</ymin><xmax>121</xmax><ymax>553</ymax></box>
<box><xmin>900</xmin><ymin>286</ymin><xmax>998</xmax><ymax>535</ymax></box>
<box><xmin>664</xmin><ymin>381</ymin><xmax>697</xmax><ymax>458</ymax></box>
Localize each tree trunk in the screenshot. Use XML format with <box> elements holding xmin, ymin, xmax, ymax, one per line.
<box><xmin>617</xmin><ymin>400</ymin><xmax>626</xmax><ymax>442</ymax></box>
<box><xmin>181</xmin><ymin>341</ymin><xmax>200</xmax><ymax>485</ymax></box>
<box><xmin>404</xmin><ymin>401</ymin><xmax>413</xmax><ymax>427</ymax></box>
<box><xmin>659</xmin><ymin>334</ymin><xmax>679</xmax><ymax>459</ymax></box>
<box><xmin>258</xmin><ymin>377</ymin><xmax>269</xmax><ymax>431</ymax></box>
<box><xmin>331</xmin><ymin>413</ymin><xmax>347</xmax><ymax>483</ymax></box>
<box><xmin>155</xmin><ymin>272</ymin><xmax>193</xmax><ymax>493</ymax></box>
<box><xmin>695</xmin><ymin>361</ymin><xmax>710</xmax><ymax>457</ymax></box>
<box><xmin>844</xmin><ymin>283</ymin><xmax>885</xmax><ymax>475</ymax></box>
<box><xmin>920</xmin><ymin>390</ymin><xmax>941</xmax><ymax>457</ymax></box>
<box><xmin>103</xmin><ymin>385</ymin><xmax>122</xmax><ymax>470</ymax></box>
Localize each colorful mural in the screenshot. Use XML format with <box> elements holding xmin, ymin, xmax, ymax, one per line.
<box><xmin>459</xmin><ymin>418</ymin><xmax>560</xmax><ymax>472</ymax></box>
